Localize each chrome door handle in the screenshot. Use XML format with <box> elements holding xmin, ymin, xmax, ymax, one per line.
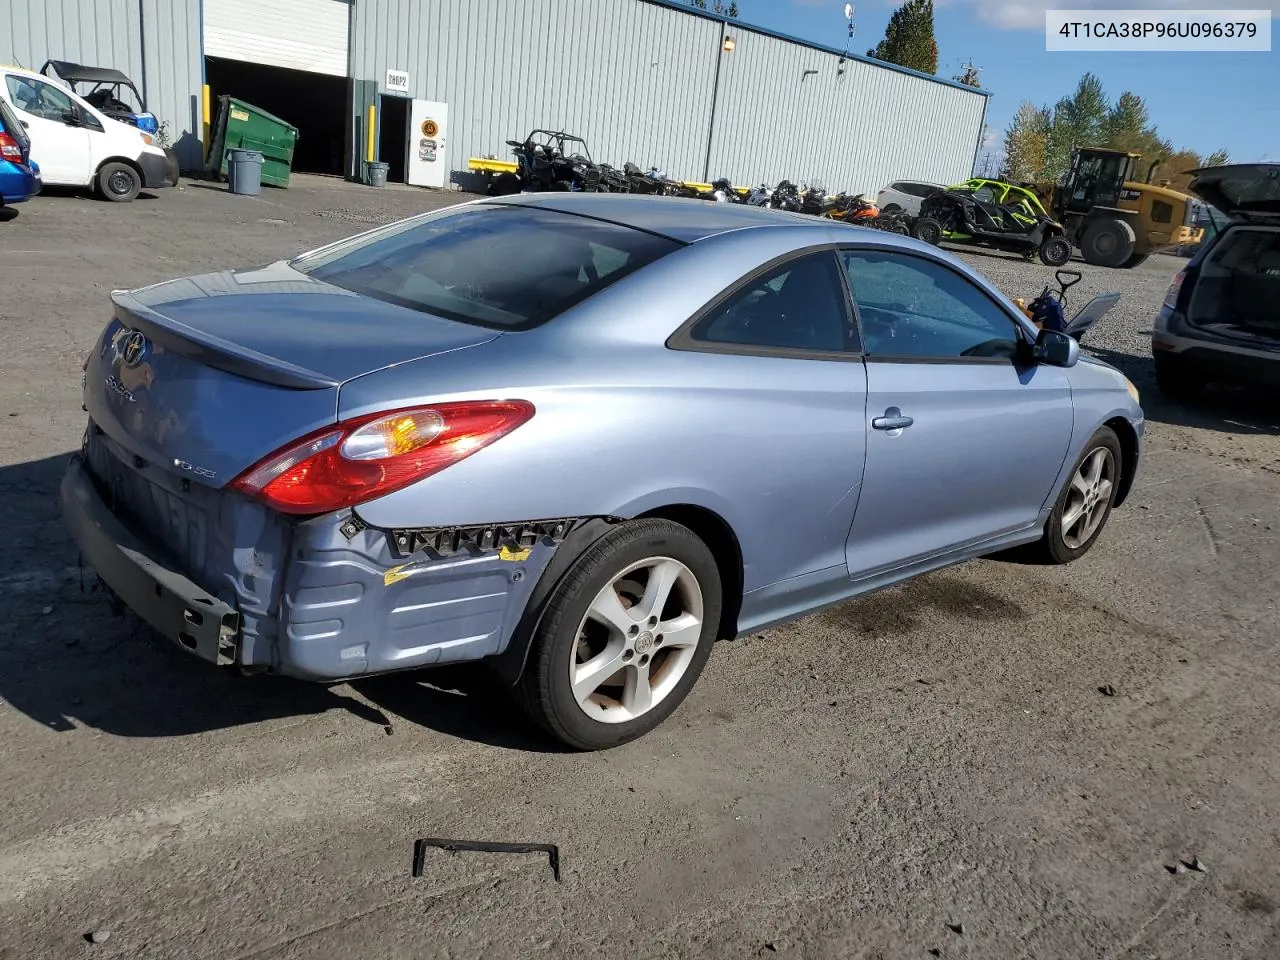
<box><xmin>872</xmin><ymin>407</ymin><xmax>914</xmax><ymax>431</ymax></box>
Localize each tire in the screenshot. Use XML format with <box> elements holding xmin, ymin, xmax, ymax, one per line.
<box><xmin>881</xmin><ymin>203</ymin><xmax>903</xmax><ymax>214</ymax></box>
<box><xmin>1039</xmin><ymin>235</ymin><xmax>1073</xmax><ymax>266</ymax></box>
<box><xmin>96</xmin><ymin>161</ymin><xmax>142</xmax><ymax>202</ymax></box>
<box><xmin>490</xmin><ymin>172</ymin><xmax>522</xmax><ymax>196</ymax></box>
<box><xmin>1025</xmin><ymin>427</ymin><xmax>1123</xmax><ymax>565</ymax></box>
<box><xmin>1153</xmin><ymin>351</ymin><xmax>1205</xmax><ymax>401</ymax></box>
<box><xmin>514</xmin><ymin>518</ymin><xmax>723</xmax><ymax>750</ymax></box>
<box><xmin>913</xmin><ymin>216</ymin><xmax>943</xmax><ymax>245</ymax></box>
<box><xmin>1122</xmin><ymin>252</ymin><xmax>1150</xmax><ymax>269</ymax></box>
<box><xmin>1080</xmin><ymin>218</ymin><xmax>1136</xmax><ymax>268</ymax></box>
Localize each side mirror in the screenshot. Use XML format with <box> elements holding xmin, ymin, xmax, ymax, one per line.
<box><xmin>61</xmin><ymin>110</ymin><xmax>82</xmax><ymax>127</ymax></box>
<box><xmin>1032</xmin><ymin>328</ymin><xmax>1079</xmax><ymax>367</ymax></box>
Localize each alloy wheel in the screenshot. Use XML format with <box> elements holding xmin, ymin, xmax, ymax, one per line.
<box><xmin>569</xmin><ymin>557</ymin><xmax>704</xmax><ymax>723</ymax></box>
<box><xmin>1061</xmin><ymin>447</ymin><xmax>1115</xmax><ymax>549</ymax></box>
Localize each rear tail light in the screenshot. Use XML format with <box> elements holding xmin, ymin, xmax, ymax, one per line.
<box><xmin>1163</xmin><ymin>270</ymin><xmax>1185</xmax><ymax>310</ymax></box>
<box><xmin>0</xmin><ymin>132</ymin><xmax>22</xmax><ymax>162</ymax></box>
<box><xmin>231</xmin><ymin>400</ymin><xmax>534</xmax><ymax>515</ymax></box>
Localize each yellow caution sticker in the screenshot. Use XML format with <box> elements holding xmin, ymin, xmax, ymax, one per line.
<box><xmin>499</xmin><ymin>545</ymin><xmax>531</xmax><ymax>562</ymax></box>
<box><xmin>230</xmin><ymin>108</ymin><xmax>250</xmax><ymax>122</ymax></box>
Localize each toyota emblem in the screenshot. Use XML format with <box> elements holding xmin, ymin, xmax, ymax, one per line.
<box><xmin>121</xmin><ymin>330</ymin><xmax>149</xmax><ymax>367</ymax></box>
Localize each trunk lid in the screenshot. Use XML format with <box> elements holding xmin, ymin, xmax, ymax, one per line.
<box><xmin>85</xmin><ymin>261</ymin><xmax>500</xmax><ymax>488</ymax></box>
<box><xmin>1187</xmin><ymin>164</ymin><xmax>1280</xmax><ymax>222</ymax></box>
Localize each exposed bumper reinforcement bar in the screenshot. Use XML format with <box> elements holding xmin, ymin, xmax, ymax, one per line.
<box><xmin>60</xmin><ymin>455</ymin><xmax>240</xmax><ymax>665</ymax></box>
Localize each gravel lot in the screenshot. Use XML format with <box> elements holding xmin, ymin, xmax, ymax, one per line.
<box><xmin>2</xmin><ymin>177</ymin><xmax>1279</xmax><ymax>960</ymax></box>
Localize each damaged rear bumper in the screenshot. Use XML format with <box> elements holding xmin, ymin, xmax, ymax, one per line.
<box><xmin>61</xmin><ymin>443</ymin><xmax>577</xmax><ymax>681</ymax></box>
<box><xmin>60</xmin><ymin>455</ymin><xmax>240</xmax><ymax>665</ymax></box>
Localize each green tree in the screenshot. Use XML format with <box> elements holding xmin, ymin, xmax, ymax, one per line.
<box><xmin>1203</xmin><ymin>149</ymin><xmax>1230</xmax><ymax>167</ymax></box>
<box><xmin>1044</xmin><ymin>72</ymin><xmax>1109</xmax><ymax>180</ymax></box>
<box><xmin>866</xmin><ymin>0</ymin><xmax>938</xmax><ymax>75</ymax></box>
<box><xmin>1003</xmin><ymin>100</ymin><xmax>1052</xmax><ymax>181</ymax></box>
<box><xmin>1101</xmin><ymin>91</ymin><xmax>1150</xmax><ymax>155</ymax></box>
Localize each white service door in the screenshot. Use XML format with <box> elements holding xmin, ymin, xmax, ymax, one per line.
<box><xmin>407</xmin><ymin>100</ymin><xmax>448</xmax><ymax>189</ymax></box>
<box><xmin>0</xmin><ymin>73</ymin><xmax>91</xmax><ymax>185</ymax></box>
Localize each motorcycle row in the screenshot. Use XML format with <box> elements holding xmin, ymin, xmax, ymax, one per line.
<box><xmin>488</xmin><ymin>130</ymin><xmax>912</xmax><ymax>235</ymax></box>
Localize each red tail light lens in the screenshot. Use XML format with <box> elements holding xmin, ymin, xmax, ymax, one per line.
<box><xmin>0</xmin><ymin>133</ymin><xmax>23</xmax><ymax>162</ymax></box>
<box><xmin>231</xmin><ymin>400</ymin><xmax>534</xmax><ymax>515</ymax></box>
<box><xmin>1163</xmin><ymin>270</ymin><xmax>1185</xmax><ymax>310</ymax></box>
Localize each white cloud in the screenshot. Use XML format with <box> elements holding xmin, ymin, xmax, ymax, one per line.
<box><xmin>968</xmin><ymin>0</ymin><xmax>1280</xmax><ymax>30</ymax></box>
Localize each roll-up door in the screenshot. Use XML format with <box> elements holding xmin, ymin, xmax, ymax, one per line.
<box><xmin>203</xmin><ymin>0</ymin><xmax>350</xmax><ymax>77</ymax></box>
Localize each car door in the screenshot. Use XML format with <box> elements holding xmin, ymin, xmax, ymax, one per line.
<box><xmin>840</xmin><ymin>247</ymin><xmax>1074</xmax><ymax>578</ymax></box>
<box><xmin>669</xmin><ymin>248</ymin><xmax>869</xmax><ymax>589</ymax></box>
<box><xmin>2</xmin><ymin>73</ymin><xmax>92</xmax><ymax>185</ymax></box>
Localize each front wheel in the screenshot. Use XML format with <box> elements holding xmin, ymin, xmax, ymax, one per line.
<box><xmin>515</xmin><ymin>519</ymin><xmax>722</xmax><ymax>750</ymax></box>
<box><xmin>1039</xmin><ymin>236</ymin><xmax>1073</xmax><ymax>266</ymax></box>
<box><xmin>96</xmin><ymin>162</ymin><xmax>142</xmax><ymax>202</ymax></box>
<box><xmin>1026</xmin><ymin>427</ymin><xmax>1123</xmax><ymax>564</ymax></box>
<box><xmin>913</xmin><ymin>216</ymin><xmax>943</xmax><ymax>245</ymax></box>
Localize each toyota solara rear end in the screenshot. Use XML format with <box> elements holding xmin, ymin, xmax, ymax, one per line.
<box><xmin>62</xmin><ymin>203</ymin><xmax>676</xmax><ymax>680</ymax></box>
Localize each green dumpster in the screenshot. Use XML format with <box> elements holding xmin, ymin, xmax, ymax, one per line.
<box><xmin>205</xmin><ymin>96</ymin><xmax>298</xmax><ymax>188</ymax></box>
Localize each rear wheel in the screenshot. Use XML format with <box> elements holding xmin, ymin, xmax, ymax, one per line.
<box><xmin>1153</xmin><ymin>351</ymin><xmax>1205</xmax><ymax>401</ymax></box>
<box><xmin>1026</xmin><ymin>427</ymin><xmax>1122</xmax><ymax>564</ymax></box>
<box><xmin>515</xmin><ymin>519</ymin><xmax>722</xmax><ymax>750</ymax></box>
<box><xmin>1039</xmin><ymin>235</ymin><xmax>1073</xmax><ymax>266</ymax></box>
<box><xmin>1080</xmin><ymin>218</ymin><xmax>1136</xmax><ymax>268</ymax></box>
<box><xmin>490</xmin><ymin>172</ymin><xmax>521</xmax><ymax>196</ymax></box>
<box><xmin>96</xmin><ymin>162</ymin><xmax>142</xmax><ymax>202</ymax></box>
<box><xmin>881</xmin><ymin>203</ymin><xmax>903</xmax><ymax>214</ymax></box>
<box><xmin>913</xmin><ymin>216</ymin><xmax>943</xmax><ymax>245</ymax></box>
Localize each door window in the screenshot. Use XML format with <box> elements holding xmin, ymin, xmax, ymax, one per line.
<box><xmin>4</xmin><ymin>75</ymin><xmax>74</xmax><ymax>122</ymax></box>
<box><xmin>842</xmin><ymin>251</ymin><xmax>1024</xmax><ymax>361</ymax></box>
<box><xmin>689</xmin><ymin>252</ymin><xmax>857</xmax><ymax>354</ymax></box>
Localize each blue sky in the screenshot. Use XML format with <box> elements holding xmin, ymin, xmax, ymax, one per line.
<box><xmin>743</xmin><ymin>0</ymin><xmax>1279</xmax><ymax>169</ymax></box>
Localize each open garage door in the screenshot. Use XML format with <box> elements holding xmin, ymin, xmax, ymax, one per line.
<box><xmin>203</xmin><ymin>0</ymin><xmax>351</xmax><ymax>77</ymax></box>
<box><xmin>202</xmin><ymin>0</ymin><xmax>351</xmax><ymax>176</ymax></box>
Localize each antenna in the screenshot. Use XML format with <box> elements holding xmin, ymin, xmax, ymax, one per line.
<box><xmin>838</xmin><ymin>1</ymin><xmax>855</xmax><ymax>76</ymax></box>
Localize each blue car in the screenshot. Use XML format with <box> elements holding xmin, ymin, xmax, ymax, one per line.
<box><xmin>62</xmin><ymin>195</ymin><xmax>1144</xmax><ymax>750</ymax></box>
<box><xmin>0</xmin><ymin>95</ymin><xmax>40</xmax><ymax>208</ymax></box>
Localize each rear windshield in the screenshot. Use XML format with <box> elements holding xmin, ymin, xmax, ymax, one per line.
<box><xmin>293</xmin><ymin>204</ymin><xmax>682</xmax><ymax>330</ymax></box>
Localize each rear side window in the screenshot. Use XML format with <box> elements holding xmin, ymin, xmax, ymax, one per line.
<box><xmin>295</xmin><ymin>204</ymin><xmax>682</xmax><ymax>330</ymax></box>
<box><xmin>1152</xmin><ymin>200</ymin><xmax>1173</xmax><ymax>224</ymax></box>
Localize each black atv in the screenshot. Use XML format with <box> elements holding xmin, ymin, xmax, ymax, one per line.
<box><xmin>913</xmin><ymin>187</ymin><xmax>1073</xmax><ymax>267</ymax></box>
<box><xmin>491</xmin><ymin>130</ymin><xmax>602</xmax><ymax>194</ymax></box>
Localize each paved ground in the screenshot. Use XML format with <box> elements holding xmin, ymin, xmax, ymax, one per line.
<box><xmin>2</xmin><ymin>176</ymin><xmax>1279</xmax><ymax>960</ymax></box>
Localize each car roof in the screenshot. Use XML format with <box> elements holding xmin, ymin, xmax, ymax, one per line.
<box><xmin>484</xmin><ymin>192</ymin><xmax>824</xmax><ymax>243</ymax></box>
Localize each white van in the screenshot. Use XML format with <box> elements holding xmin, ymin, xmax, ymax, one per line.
<box><xmin>0</xmin><ymin>63</ymin><xmax>178</xmax><ymax>202</ymax></box>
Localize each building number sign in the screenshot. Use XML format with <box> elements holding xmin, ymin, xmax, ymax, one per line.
<box><xmin>386</xmin><ymin>69</ymin><xmax>410</xmax><ymax>93</ymax></box>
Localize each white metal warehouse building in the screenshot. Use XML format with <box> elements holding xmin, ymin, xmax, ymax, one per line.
<box><xmin>2</xmin><ymin>0</ymin><xmax>989</xmax><ymax>194</ymax></box>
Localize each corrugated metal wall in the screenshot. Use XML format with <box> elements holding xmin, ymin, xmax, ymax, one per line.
<box><xmin>709</xmin><ymin>25</ymin><xmax>987</xmax><ymax>194</ymax></box>
<box><xmin>351</xmin><ymin>0</ymin><xmax>721</xmax><ymax>185</ymax></box>
<box><xmin>351</xmin><ymin>0</ymin><xmax>986</xmax><ymax>193</ymax></box>
<box><xmin>0</xmin><ymin>0</ymin><xmax>203</xmax><ymax>170</ymax></box>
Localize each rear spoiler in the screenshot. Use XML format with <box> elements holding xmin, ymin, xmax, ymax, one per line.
<box><xmin>1066</xmin><ymin>292</ymin><xmax>1121</xmax><ymax>342</ymax></box>
<box><xmin>110</xmin><ymin>290</ymin><xmax>338</xmax><ymax>390</ymax></box>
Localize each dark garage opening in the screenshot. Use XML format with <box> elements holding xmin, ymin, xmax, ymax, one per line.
<box><xmin>204</xmin><ymin>56</ymin><xmax>347</xmax><ymax>176</ymax></box>
<box><xmin>378</xmin><ymin>95</ymin><xmax>409</xmax><ymax>183</ymax></box>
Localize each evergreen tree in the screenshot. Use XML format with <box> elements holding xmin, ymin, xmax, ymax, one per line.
<box><xmin>866</xmin><ymin>0</ymin><xmax>938</xmax><ymax>75</ymax></box>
